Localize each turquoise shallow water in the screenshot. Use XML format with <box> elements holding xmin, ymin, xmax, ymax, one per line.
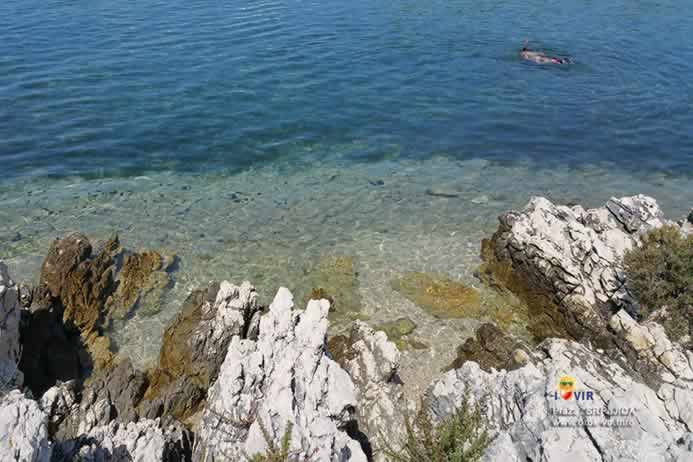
<box><xmin>2</xmin><ymin>0</ymin><xmax>693</xmax><ymax>392</ymax></box>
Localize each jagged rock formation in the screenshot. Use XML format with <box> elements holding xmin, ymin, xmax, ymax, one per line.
<box><xmin>193</xmin><ymin>288</ymin><xmax>367</xmax><ymax>461</ymax></box>
<box><xmin>143</xmin><ymin>280</ymin><xmax>261</xmax><ymax>423</ymax></box>
<box><xmin>428</xmin><ymin>338</ymin><xmax>693</xmax><ymax>462</ymax></box>
<box><xmin>0</xmin><ymin>261</ymin><xmax>22</xmax><ymax>390</ymax></box>
<box><xmin>30</xmin><ymin>232</ymin><xmax>177</xmax><ymax>387</ymax></box>
<box><xmin>486</xmin><ymin>195</ymin><xmax>670</xmax><ymax>344</ymax></box>
<box><xmin>54</xmin><ymin>419</ymin><xmax>192</xmax><ymax>462</ymax></box>
<box><xmin>18</xmin><ymin>284</ymin><xmax>82</xmax><ymax>400</ymax></box>
<box><xmin>338</xmin><ymin>321</ymin><xmax>407</xmax><ymax>462</ymax></box>
<box><xmin>0</xmin><ymin>390</ymin><xmax>52</xmax><ymax>462</ymax></box>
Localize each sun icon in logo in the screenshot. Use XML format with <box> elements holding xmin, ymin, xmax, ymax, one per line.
<box><xmin>558</xmin><ymin>375</ymin><xmax>576</xmax><ymax>400</ymax></box>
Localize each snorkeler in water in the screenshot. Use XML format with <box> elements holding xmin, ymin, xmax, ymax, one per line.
<box><xmin>520</xmin><ymin>44</ymin><xmax>571</xmax><ymax>64</ymax></box>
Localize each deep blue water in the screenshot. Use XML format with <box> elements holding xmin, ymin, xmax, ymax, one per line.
<box><xmin>1</xmin><ymin>0</ymin><xmax>692</xmax><ymax>179</ymax></box>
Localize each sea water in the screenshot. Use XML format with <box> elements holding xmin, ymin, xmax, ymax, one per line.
<box><xmin>2</xmin><ymin>0</ymin><xmax>692</xmax><ymax>392</ymax></box>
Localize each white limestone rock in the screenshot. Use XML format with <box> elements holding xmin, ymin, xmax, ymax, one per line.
<box><xmin>610</xmin><ymin>310</ymin><xmax>693</xmax><ymax>385</ymax></box>
<box><xmin>193</xmin><ymin>288</ymin><xmax>367</xmax><ymax>462</ymax></box>
<box><xmin>490</xmin><ymin>195</ymin><xmax>669</xmax><ymax>338</ymax></box>
<box><xmin>0</xmin><ymin>261</ymin><xmax>22</xmax><ymax>390</ymax></box>
<box><xmin>427</xmin><ymin>338</ymin><xmax>693</xmax><ymax>462</ymax></box>
<box><xmin>0</xmin><ymin>390</ymin><xmax>52</xmax><ymax>462</ymax></box>
<box><xmin>57</xmin><ymin>419</ymin><xmax>190</xmax><ymax>462</ymax></box>
<box><xmin>341</xmin><ymin>321</ymin><xmax>407</xmax><ymax>461</ymax></box>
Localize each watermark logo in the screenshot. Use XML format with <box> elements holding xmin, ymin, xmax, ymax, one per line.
<box><xmin>552</xmin><ymin>375</ymin><xmax>593</xmax><ymax>401</ymax></box>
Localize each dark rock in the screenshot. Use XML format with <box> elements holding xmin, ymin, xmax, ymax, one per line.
<box><xmin>18</xmin><ymin>293</ymin><xmax>83</xmax><ymax>397</ymax></box>
<box><xmin>54</xmin><ymin>358</ymin><xmax>148</xmax><ymax>440</ymax></box>
<box><xmin>143</xmin><ymin>281</ymin><xmax>260</xmax><ymax>423</ymax></box>
<box><xmin>425</xmin><ymin>188</ymin><xmax>460</xmax><ymax>198</ymax></box>
<box><xmin>447</xmin><ymin>323</ymin><xmax>529</xmax><ymax>372</ymax></box>
<box><xmin>326</xmin><ymin>334</ymin><xmax>356</xmax><ymax>370</ymax></box>
<box><xmin>18</xmin><ymin>283</ymin><xmax>33</xmax><ymax>308</ymax></box>
<box><xmin>139</xmin><ymin>374</ymin><xmax>205</xmax><ymax>425</ymax></box>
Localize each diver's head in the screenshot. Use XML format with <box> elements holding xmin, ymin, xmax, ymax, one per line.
<box><xmin>521</xmin><ymin>46</ymin><xmax>528</xmax><ymax>52</ymax></box>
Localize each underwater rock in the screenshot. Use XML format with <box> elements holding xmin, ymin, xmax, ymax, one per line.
<box><xmin>193</xmin><ymin>288</ymin><xmax>367</xmax><ymax>461</ymax></box>
<box><xmin>425</xmin><ymin>188</ymin><xmax>460</xmax><ymax>198</ymax></box>
<box><xmin>106</xmin><ymin>250</ymin><xmax>176</xmax><ymax>319</ymax></box>
<box><xmin>0</xmin><ymin>260</ymin><xmax>22</xmax><ymax>390</ymax></box>
<box><xmin>391</xmin><ymin>271</ymin><xmax>480</xmax><ymax>319</ymax></box>
<box><xmin>301</xmin><ymin>255</ymin><xmax>362</xmax><ymax>324</ymax></box>
<box><xmin>374</xmin><ymin>317</ymin><xmax>428</xmax><ymax>351</ymax></box>
<box><xmin>447</xmin><ymin>323</ymin><xmax>529</xmax><ymax>372</ymax></box>
<box><xmin>428</xmin><ymin>338</ymin><xmax>693</xmax><ymax>462</ymax></box>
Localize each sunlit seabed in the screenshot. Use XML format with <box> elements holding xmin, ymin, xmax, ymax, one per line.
<box><xmin>1</xmin><ymin>154</ymin><xmax>691</xmax><ymax>394</ymax></box>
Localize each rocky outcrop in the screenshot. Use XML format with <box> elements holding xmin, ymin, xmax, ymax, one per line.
<box><xmin>338</xmin><ymin>321</ymin><xmax>407</xmax><ymax>462</ymax></box>
<box><xmin>19</xmin><ymin>284</ymin><xmax>82</xmax><ymax>398</ymax></box>
<box><xmin>54</xmin><ymin>419</ymin><xmax>192</xmax><ymax>462</ymax></box>
<box><xmin>447</xmin><ymin>323</ymin><xmax>530</xmax><ymax>372</ymax></box>
<box><xmin>0</xmin><ymin>261</ymin><xmax>22</xmax><ymax>390</ymax></box>
<box><xmin>193</xmin><ymin>288</ymin><xmax>367</xmax><ymax>461</ymax></box>
<box><xmin>143</xmin><ymin>280</ymin><xmax>261</xmax><ymax>423</ymax></box>
<box><xmin>0</xmin><ymin>390</ymin><xmax>52</xmax><ymax>462</ymax></box>
<box><xmin>428</xmin><ymin>338</ymin><xmax>693</xmax><ymax>462</ymax></box>
<box><xmin>106</xmin><ymin>250</ymin><xmax>176</xmax><ymax>320</ymax></box>
<box><xmin>41</xmin><ymin>233</ymin><xmax>119</xmax><ymax>336</ymax></box>
<box><xmin>486</xmin><ymin>195</ymin><xmax>670</xmax><ymax>344</ymax></box>
<box><xmin>610</xmin><ymin>310</ymin><xmax>693</xmax><ymax>388</ymax></box>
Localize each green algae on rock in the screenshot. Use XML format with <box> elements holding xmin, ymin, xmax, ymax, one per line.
<box><xmin>477</xmin><ymin>238</ymin><xmax>572</xmax><ymax>343</ymax></box>
<box><xmin>390</xmin><ymin>271</ymin><xmax>481</xmax><ymax>319</ymax></box>
<box><xmin>374</xmin><ymin>317</ymin><xmax>428</xmax><ymax>351</ymax></box>
<box><xmin>300</xmin><ymin>255</ymin><xmax>362</xmax><ymax>324</ymax></box>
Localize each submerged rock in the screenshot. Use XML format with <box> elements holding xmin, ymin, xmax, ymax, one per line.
<box><xmin>300</xmin><ymin>255</ymin><xmax>362</xmax><ymax>324</ymax></box>
<box><xmin>428</xmin><ymin>338</ymin><xmax>693</xmax><ymax>462</ymax></box>
<box><xmin>373</xmin><ymin>317</ymin><xmax>428</xmax><ymax>351</ymax></box>
<box><xmin>106</xmin><ymin>250</ymin><xmax>176</xmax><ymax>319</ymax></box>
<box><xmin>0</xmin><ymin>260</ymin><xmax>22</xmax><ymax>390</ymax></box>
<box><xmin>193</xmin><ymin>288</ymin><xmax>366</xmax><ymax>461</ymax></box>
<box><xmin>391</xmin><ymin>271</ymin><xmax>480</xmax><ymax>319</ymax></box>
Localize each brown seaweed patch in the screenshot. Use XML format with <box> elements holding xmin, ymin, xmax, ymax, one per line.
<box><xmin>374</xmin><ymin>317</ymin><xmax>428</xmax><ymax>351</ymax></box>
<box><xmin>477</xmin><ymin>238</ymin><xmax>571</xmax><ymax>342</ymax></box>
<box><xmin>106</xmin><ymin>250</ymin><xmax>176</xmax><ymax>319</ymax></box>
<box><xmin>390</xmin><ymin>271</ymin><xmax>481</xmax><ymax>319</ymax></box>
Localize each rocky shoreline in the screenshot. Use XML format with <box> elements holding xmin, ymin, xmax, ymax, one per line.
<box><xmin>1</xmin><ymin>194</ymin><xmax>692</xmax><ymax>461</ymax></box>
